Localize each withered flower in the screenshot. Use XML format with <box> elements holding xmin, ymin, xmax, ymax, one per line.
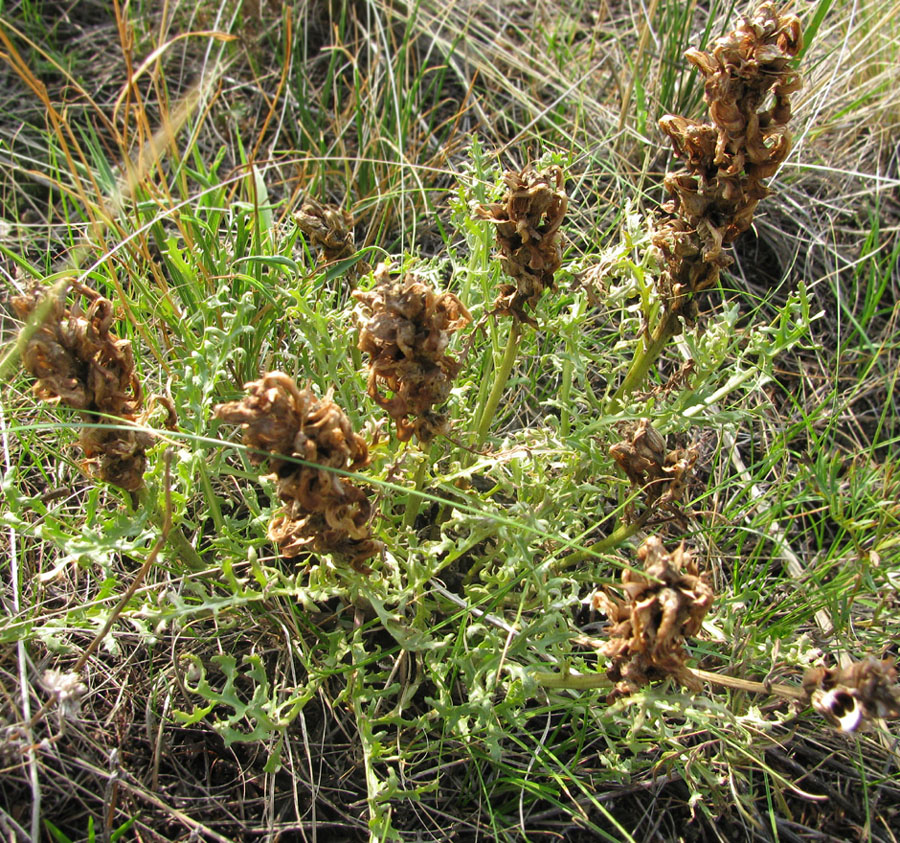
<box><xmin>474</xmin><ymin>165</ymin><xmax>567</xmax><ymax>326</ymax></box>
<box><xmin>803</xmin><ymin>658</ymin><xmax>900</xmax><ymax>732</ymax></box>
<box><xmin>294</xmin><ymin>196</ymin><xmax>371</xmax><ymax>282</ymax></box>
<box><xmin>12</xmin><ymin>280</ymin><xmax>154</xmax><ymax>491</ymax></box>
<box><xmin>354</xmin><ymin>264</ymin><xmax>471</xmax><ymax>445</ymax></box>
<box><xmin>653</xmin><ymin>3</ymin><xmax>802</xmax><ymax>327</ymax></box>
<box><xmin>594</xmin><ymin>536</ymin><xmax>714</xmax><ymax>700</ymax></box>
<box><xmin>609</xmin><ymin>419</ymin><xmax>697</xmax><ymax>520</ymax></box>
<box><xmin>42</xmin><ymin>668</ymin><xmax>87</xmax><ymax>721</ymax></box>
<box><xmin>214</xmin><ymin>372</ymin><xmax>381</xmax><ymax>571</ymax></box>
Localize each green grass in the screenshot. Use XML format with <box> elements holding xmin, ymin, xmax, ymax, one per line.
<box><xmin>1</xmin><ymin>0</ymin><xmax>899</xmax><ymax>840</ymax></box>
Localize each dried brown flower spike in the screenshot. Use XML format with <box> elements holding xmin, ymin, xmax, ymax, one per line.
<box><xmin>214</xmin><ymin>372</ymin><xmax>381</xmax><ymax>571</ymax></box>
<box><xmin>802</xmin><ymin>658</ymin><xmax>900</xmax><ymax>732</ymax></box>
<box><xmin>594</xmin><ymin>536</ymin><xmax>714</xmax><ymax>700</ymax></box>
<box><xmin>609</xmin><ymin>419</ymin><xmax>698</xmax><ymax>520</ymax></box>
<box><xmin>654</xmin><ymin>3</ymin><xmax>802</xmax><ymax>327</ymax></box>
<box><xmin>354</xmin><ymin>265</ymin><xmax>471</xmax><ymax>445</ymax></box>
<box><xmin>294</xmin><ymin>197</ymin><xmax>355</xmax><ymax>263</ymax></box>
<box><xmin>474</xmin><ymin>166</ymin><xmax>567</xmax><ymax>326</ymax></box>
<box><xmin>12</xmin><ymin>280</ymin><xmax>154</xmax><ymax>491</ymax></box>
<box><xmin>294</xmin><ymin>196</ymin><xmax>373</xmax><ymax>284</ymax></box>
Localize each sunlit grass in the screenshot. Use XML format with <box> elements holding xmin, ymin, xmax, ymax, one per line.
<box><xmin>1</xmin><ymin>0</ymin><xmax>898</xmax><ymax>840</ymax></box>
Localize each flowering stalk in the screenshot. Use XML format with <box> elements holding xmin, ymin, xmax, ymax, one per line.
<box><xmin>612</xmin><ymin>3</ymin><xmax>802</xmax><ymax>406</ymax></box>
<box><xmin>472</xmin><ymin>165</ymin><xmax>567</xmax><ymax>443</ymax></box>
<box><xmin>13</xmin><ymin>280</ymin><xmax>204</xmax><ymax>570</ymax></box>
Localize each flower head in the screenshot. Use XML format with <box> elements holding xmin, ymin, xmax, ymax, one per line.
<box><xmin>594</xmin><ymin>537</ymin><xmax>714</xmax><ymax>700</ymax></box>
<box><xmin>474</xmin><ymin>166</ymin><xmax>567</xmax><ymax>326</ymax></box>
<box><xmin>13</xmin><ymin>280</ymin><xmax>155</xmax><ymax>491</ymax></box>
<box><xmin>214</xmin><ymin>372</ymin><xmax>381</xmax><ymax>571</ymax></box>
<box><xmin>803</xmin><ymin>658</ymin><xmax>900</xmax><ymax>732</ymax></box>
<box><xmin>653</xmin><ymin>3</ymin><xmax>802</xmax><ymax>327</ymax></box>
<box><xmin>354</xmin><ymin>265</ymin><xmax>470</xmax><ymax>445</ymax></box>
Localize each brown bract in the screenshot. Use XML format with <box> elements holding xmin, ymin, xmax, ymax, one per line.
<box><xmin>294</xmin><ymin>197</ymin><xmax>355</xmax><ymax>263</ymax></box>
<box><xmin>803</xmin><ymin>658</ymin><xmax>900</xmax><ymax>732</ymax></box>
<box><xmin>609</xmin><ymin>418</ymin><xmax>697</xmax><ymax>520</ymax></box>
<box><xmin>214</xmin><ymin>372</ymin><xmax>381</xmax><ymax>571</ymax></box>
<box><xmin>594</xmin><ymin>537</ymin><xmax>714</xmax><ymax>700</ymax></box>
<box><xmin>354</xmin><ymin>265</ymin><xmax>471</xmax><ymax>445</ymax></box>
<box><xmin>474</xmin><ymin>165</ymin><xmax>567</xmax><ymax>326</ymax></box>
<box><xmin>654</xmin><ymin>3</ymin><xmax>802</xmax><ymax>327</ymax></box>
<box><xmin>12</xmin><ymin>281</ymin><xmax>154</xmax><ymax>491</ymax></box>
<box><xmin>294</xmin><ymin>196</ymin><xmax>372</xmax><ymax>284</ymax></box>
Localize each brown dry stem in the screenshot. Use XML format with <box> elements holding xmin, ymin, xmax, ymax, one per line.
<box><xmin>12</xmin><ymin>280</ymin><xmax>155</xmax><ymax>491</ymax></box>
<box><xmin>595</xmin><ymin>536</ymin><xmax>714</xmax><ymax>700</ymax></box>
<box><xmin>653</xmin><ymin>3</ymin><xmax>802</xmax><ymax>328</ymax></box>
<box><xmin>474</xmin><ymin>165</ymin><xmax>567</xmax><ymax>326</ymax></box>
<box><xmin>354</xmin><ymin>265</ymin><xmax>471</xmax><ymax>445</ymax></box>
<box><xmin>214</xmin><ymin>372</ymin><xmax>381</xmax><ymax>571</ymax></box>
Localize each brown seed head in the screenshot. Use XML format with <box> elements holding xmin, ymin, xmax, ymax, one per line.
<box><xmin>803</xmin><ymin>658</ymin><xmax>900</xmax><ymax>732</ymax></box>
<box><xmin>354</xmin><ymin>265</ymin><xmax>471</xmax><ymax>445</ymax></box>
<box><xmin>653</xmin><ymin>3</ymin><xmax>802</xmax><ymax>327</ymax></box>
<box><xmin>609</xmin><ymin>419</ymin><xmax>698</xmax><ymax>520</ymax></box>
<box><xmin>294</xmin><ymin>197</ymin><xmax>356</xmax><ymax>263</ymax></box>
<box><xmin>214</xmin><ymin>372</ymin><xmax>380</xmax><ymax>571</ymax></box>
<box><xmin>12</xmin><ymin>281</ymin><xmax>154</xmax><ymax>491</ymax></box>
<box><xmin>474</xmin><ymin>165</ymin><xmax>568</xmax><ymax>326</ymax></box>
<box><xmin>594</xmin><ymin>536</ymin><xmax>714</xmax><ymax>700</ymax></box>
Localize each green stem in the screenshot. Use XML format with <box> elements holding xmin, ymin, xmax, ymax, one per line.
<box><xmin>137</xmin><ymin>487</ymin><xmax>205</xmax><ymax>571</ymax></box>
<box><xmin>476</xmin><ymin>321</ymin><xmax>522</xmax><ymax>444</ymax></box>
<box><xmin>402</xmin><ymin>458</ymin><xmax>429</xmax><ymax>531</ymax></box>
<box><xmin>531</xmin><ymin>665</ymin><xmax>806</xmax><ymax>701</ymax></box>
<box><xmin>555</xmin><ymin>514</ymin><xmax>649</xmax><ymax>570</ymax></box>
<box><xmin>531</xmin><ymin>669</ymin><xmax>611</xmax><ymax>690</ymax></box>
<box><xmin>560</xmin><ymin>348</ymin><xmax>574</xmax><ymax>439</ymax></box>
<box><xmin>609</xmin><ymin>313</ymin><xmax>678</xmax><ymax>411</ymax></box>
